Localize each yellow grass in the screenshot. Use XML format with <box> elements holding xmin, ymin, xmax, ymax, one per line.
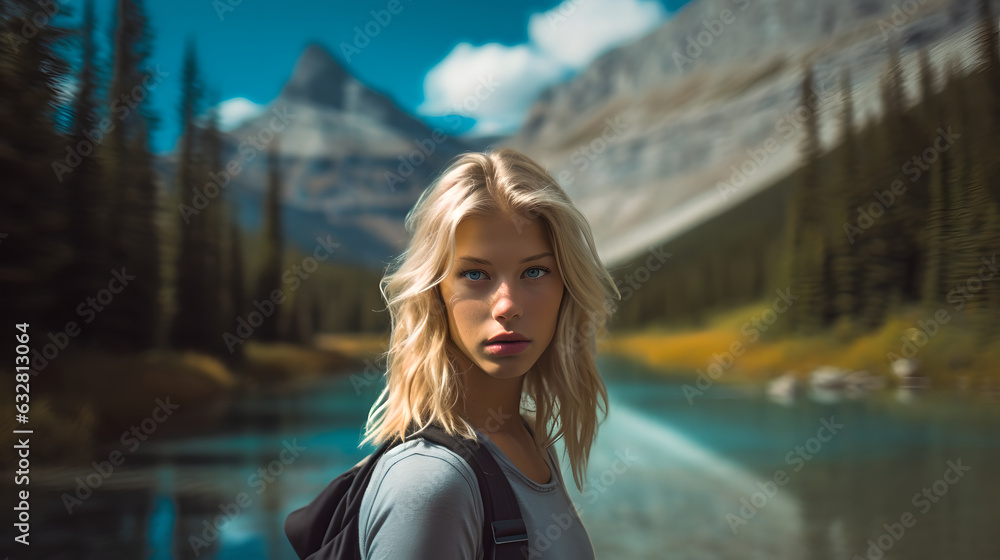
<box><xmin>313</xmin><ymin>332</ymin><xmax>390</xmax><ymax>361</ymax></box>
<box><xmin>243</xmin><ymin>340</ymin><xmax>365</xmax><ymax>381</ymax></box>
<box><xmin>0</xmin><ymin>396</ymin><xmax>96</xmax><ymax>468</ymax></box>
<box><xmin>0</xmin><ymin>348</ymin><xmax>239</xmax><ymax>466</ymax></box>
<box><xmin>601</xmin><ymin>302</ymin><xmax>999</xmax><ymax>389</ymax></box>
<box><xmin>47</xmin><ymin>348</ymin><xmax>237</xmax><ymax>423</ymax></box>
<box><xmin>0</xmin><ymin>340</ymin><xmax>369</xmax><ymax>466</ymax></box>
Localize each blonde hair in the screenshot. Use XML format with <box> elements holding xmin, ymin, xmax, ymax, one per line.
<box><xmin>360</xmin><ymin>147</ymin><xmax>621</xmax><ymax>492</ymax></box>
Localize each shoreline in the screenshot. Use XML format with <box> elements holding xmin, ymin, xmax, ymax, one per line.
<box><xmin>598</xmin><ymin>302</ymin><xmax>1000</xmax><ymax>392</ymax></box>
<box><xmin>0</xmin><ymin>337</ymin><xmax>382</xmax><ymax>470</ymax></box>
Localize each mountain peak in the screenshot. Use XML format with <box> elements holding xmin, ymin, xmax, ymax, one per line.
<box><xmin>282</xmin><ymin>42</ymin><xmax>352</xmax><ymax>108</ymax></box>
<box><xmin>275</xmin><ymin>41</ymin><xmax>455</xmax><ymax>146</ymax></box>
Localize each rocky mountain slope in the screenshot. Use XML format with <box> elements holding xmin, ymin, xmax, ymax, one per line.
<box><xmin>504</xmin><ymin>0</ymin><xmax>993</xmax><ymax>266</ymax></box>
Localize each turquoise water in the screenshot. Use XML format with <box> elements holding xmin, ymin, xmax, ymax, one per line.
<box><xmin>18</xmin><ymin>356</ymin><xmax>1000</xmax><ymax>559</ymax></box>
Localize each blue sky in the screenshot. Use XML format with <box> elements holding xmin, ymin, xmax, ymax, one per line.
<box><xmin>59</xmin><ymin>0</ymin><xmax>691</xmax><ymax>153</ymax></box>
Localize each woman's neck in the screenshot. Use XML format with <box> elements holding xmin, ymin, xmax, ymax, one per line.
<box><xmin>458</xmin><ymin>380</ymin><xmax>526</xmax><ymax>438</ymax></box>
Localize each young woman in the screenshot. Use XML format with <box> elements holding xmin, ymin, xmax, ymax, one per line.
<box><xmin>358</xmin><ymin>148</ymin><xmax>621</xmax><ymax>559</ymax></box>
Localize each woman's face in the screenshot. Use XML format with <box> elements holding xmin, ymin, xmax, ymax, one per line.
<box><xmin>439</xmin><ymin>211</ymin><xmax>565</xmax><ymax>380</ymax></box>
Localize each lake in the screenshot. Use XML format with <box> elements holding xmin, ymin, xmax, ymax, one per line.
<box><xmin>17</xmin><ymin>355</ymin><xmax>1000</xmax><ymax>559</ymax></box>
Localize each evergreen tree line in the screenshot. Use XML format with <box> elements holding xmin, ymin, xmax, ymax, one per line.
<box><xmin>1</xmin><ymin>0</ymin><xmax>168</xmax><ymax>356</ymax></box>
<box><xmin>783</xmin><ymin>0</ymin><xmax>1000</xmax><ymax>344</ymax></box>
<box><xmin>611</xmin><ymin>0</ymin><xmax>1000</xmax><ymax>349</ymax></box>
<box><xmin>0</xmin><ymin>0</ymin><xmax>387</xmax><ymax>373</ymax></box>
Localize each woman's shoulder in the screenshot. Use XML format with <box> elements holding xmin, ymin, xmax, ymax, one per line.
<box><xmin>370</xmin><ymin>437</ymin><xmax>483</xmax><ymax>498</ymax></box>
<box><xmin>359</xmin><ymin>438</ymin><xmax>486</xmax><ymax>559</ymax></box>
<box><xmin>363</xmin><ymin>438</ymin><xmax>483</xmax><ymax>517</ymax></box>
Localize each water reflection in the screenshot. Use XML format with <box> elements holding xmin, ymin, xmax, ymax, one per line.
<box><xmin>600</xmin><ymin>357</ymin><xmax>999</xmax><ymax>560</ymax></box>
<box><xmin>148</xmin><ymin>468</ymin><xmax>177</xmax><ymax>559</ymax></box>
<box><xmin>15</xmin><ymin>358</ymin><xmax>1000</xmax><ymax>560</ymax></box>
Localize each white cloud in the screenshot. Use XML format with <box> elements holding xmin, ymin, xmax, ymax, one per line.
<box><xmin>216</xmin><ymin>97</ymin><xmax>265</xmax><ymax>131</ymax></box>
<box><xmin>418</xmin><ymin>0</ymin><xmax>667</xmax><ymax>136</ymax></box>
<box><xmin>419</xmin><ymin>42</ymin><xmax>565</xmax><ymax>135</ymax></box>
<box><xmin>528</xmin><ymin>0</ymin><xmax>666</xmax><ymax>67</ymax></box>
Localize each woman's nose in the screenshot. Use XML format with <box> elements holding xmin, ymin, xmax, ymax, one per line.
<box><xmin>492</xmin><ymin>282</ymin><xmax>522</xmax><ymax>322</ymax></box>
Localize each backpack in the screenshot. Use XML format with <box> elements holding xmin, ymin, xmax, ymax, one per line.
<box><xmin>284</xmin><ymin>420</ymin><xmax>529</xmax><ymax>560</ymax></box>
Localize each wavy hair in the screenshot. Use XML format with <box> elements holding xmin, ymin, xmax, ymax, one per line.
<box><xmin>360</xmin><ymin>147</ymin><xmax>621</xmax><ymax>492</ymax></box>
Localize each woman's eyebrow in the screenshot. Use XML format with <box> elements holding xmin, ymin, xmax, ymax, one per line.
<box><xmin>457</xmin><ymin>252</ymin><xmax>554</xmax><ymax>265</ymax></box>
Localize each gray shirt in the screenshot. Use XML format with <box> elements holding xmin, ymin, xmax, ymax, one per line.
<box><xmin>358</xmin><ymin>423</ymin><xmax>597</xmax><ymax>559</ymax></box>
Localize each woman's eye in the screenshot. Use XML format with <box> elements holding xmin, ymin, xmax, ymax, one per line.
<box><xmin>459</xmin><ymin>266</ymin><xmax>550</xmax><ymax>282</ymax></box>
<box><xmin>525</xmin><ymin>266</ymin><xmax>549</xmax><ymax>279</ymax></box>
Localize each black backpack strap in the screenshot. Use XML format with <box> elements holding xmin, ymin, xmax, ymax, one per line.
<box><xmin>285</xmin><ymin>422</ymin><xmax>529</xmax><ymax>560</ymax></box>
<box><xmin>285</xmin><ymin>433</ymin><xmax>409</xmax><ymax>560</ymax></box>
<box><xmin>414</xmin><ymin>424</ymin><xmax>528</xmax><ymax>560</ymax></box>
<box><xmin>470</xmin><ymin>437</ymin><xmax>530</xmax><ymax>560</ymax></box>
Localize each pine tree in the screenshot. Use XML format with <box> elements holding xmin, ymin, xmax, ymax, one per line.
<box><xmin>973</xmin><ymin>0</ymin><xmax>1000</xmax><ymax>342</ymax></box>
<box><xmin>171</xmin><ymin>37</ymin><xmax>219</xmax><ymax>354</ymax></box>
<box><xmin>0</xmin><ymin>0</ymin><xmax>74</xmax><ymax>333</ymax></box>
<box><xmin>224</xmin><ymin>199</ymin><xmax>247</xmax><ymax>367</ymax></box>
<box><xmin>880</xmin><ymin>38</ymin><xmax>906</xmax><ymax>120</ymax></box>
<box><xmin>828</xmin><ymin>67</ymin><xmax>859</xmax><ymax>324</ymax></box>
<box><xmin>61</xmin><ymin>0</ymin><xmax>112</xmax><ymax>345</ymax></box>
<box><xmin>919</xmin><ymin>49</ymin><xmax>947</xmax><ymax>308</ymax></box>
<box><xmin>254</xmin><ymin>134</ymin><xmax>285</xmax><ymax>342</ymax></box>
<box><xmin>917</xmin><ymin>48</ymin><xmax>936</xmax><ymax>124</ymax></box>
<box><xmin>783</xmin><ymin>65</ymin><xmax>825</xmax><ymax>333</ymax></box>
<box><xmin>858</xmin><ymin>41</ymin><xmax>916</xmax><ymax>330</ymax></box>
<box><xmin>856</xmin><ymin>120</ymin><xmax>894</xmax><ymax>330</ymax></box>
<box><xmin>101</xmin><ymin>0</ymin><xmax>161</xmax><ymax>351</ymax></box>
<box><xmin>922</xmin><ymin>143</ymin><xmax>948</xmax><ymax>307</ymax></box>
<box><xmin>942</xmin><ymin>57</ymin><xmax>973</xmax><ymax>295</ymax></box>
<box><xmin>969</xmin><ymin>7</ymin><xmax>1000</xmax><ymax>339</ymax></box>
<box><xmin>890</xmin><ymin>41</ymin><xmax>926</xmax><ymax>305</ymax></box>
<box><xmin>977</xmin><ymin>0</ymin><xmax>1000</xmax><ymax>88</ymax></box>
<box><xmin>977</xmin><ymin>0</ymin><xmax>1000</xmax><ymax>194</ymax></box>
<box><xmin>200</xmin><ymin>88</ymin><xmax>228</xmax><ymax>357</ymax></box>
<box><xmin>940</xmin><ymin>55</ymin><xmax>998</xmax><ymax>335</ymax></box>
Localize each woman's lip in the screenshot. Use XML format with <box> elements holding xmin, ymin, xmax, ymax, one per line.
<box><xmin>483</xmin><ymin>341</ymin><xmax>530</xmax><ymax>356</ymax></box>
<box><xmin>483</xmin><ymin>338</ymin><xmax>530</xmax><ymax>345</ymax></box>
